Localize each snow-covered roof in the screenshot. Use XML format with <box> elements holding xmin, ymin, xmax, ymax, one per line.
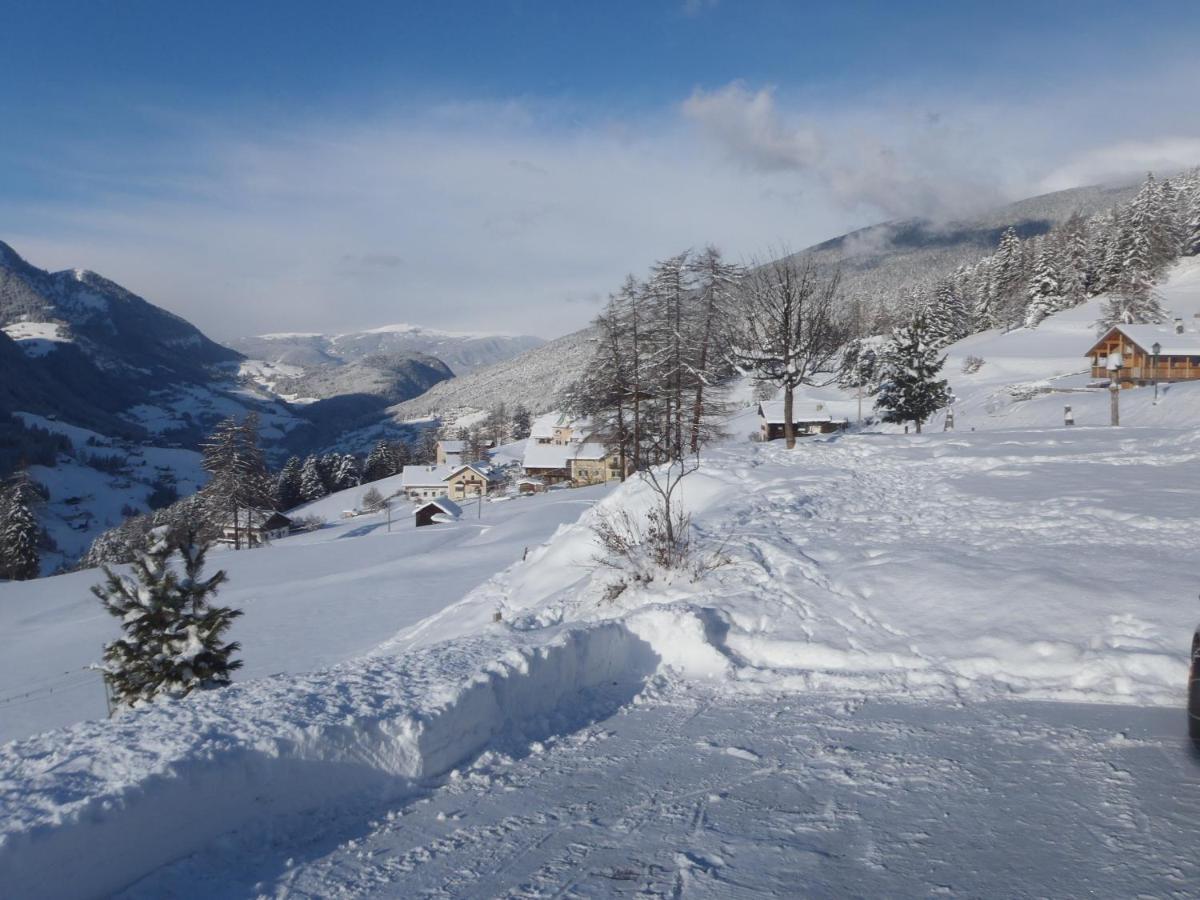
<box><xmin>529</xmin><ymin>411</ymin><xmax>592</xmax><ymax>441</ymax></box>
<box><xmin>443</xmin><ymin>463</ymin><xmax>498</xmax><ymax>481</ymax></box>
<box><xmin>570</xmin><ymin>442</ymin><xmax>611</xmax><ymax>461</ymax></box>
<box><xmin>412</xmin><ymin>497</ymin><xmax>462</xmax><ymax>518</ymax></box>
<box><xmin>401</xmin><ymin>465</ymin><xmax>454</xmax><ymax>487</ymax></box>
<box><xmin>522</xmin><ymin>443</ymin><xmax>571</xmax><ymax>470</ymax></box>
<box><xmin>1092</xmin><ymin>324</ymin><xmax>1200</xmax><ymax>357</ymax></box>
<box><xmin>529</xmin><ymin>412</ymin><xmax>560</xmax><ymax>440</ymax></box>
<box><xmin>438</xmin><ymin>440</ymin><xmax>465</xmax><ymax>452</ymax></box>
<box><xmin>757</xmin><ymin>401</ymin><xmax>848</xmax><ymax>425</ymax></box>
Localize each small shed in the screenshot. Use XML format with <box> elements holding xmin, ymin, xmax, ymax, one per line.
<box><xmin>218</xmin><ymin>509</ymin><xmax>293</xmax><ymax>547</ymax></box>
<box><xmin>517</xmin><ymin>477</ymin><xmax>546</xmax><ymax>495</ymax></box>
<box><xmin>413</xmin><ymin>497</ymin><xmax>462</xmax><ymax>527</ymax></box>
<box><xmin>757</xmin><ymin>401</ymin><xmax>849</xmax><ymax>441</ymax></box>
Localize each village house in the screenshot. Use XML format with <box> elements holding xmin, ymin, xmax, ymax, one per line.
<box><xmin>529</xmin><ymin>412</ymin><xmax>593</xmax><ymax>446</ymax></box>
<box><xmin>757</xmin><ymin>401</ymin><xmax>849</xmax><ymax>441</ymax></box>
<box><xmin>521</xmin><ymin>442</ymin><xmax>572</xmax><ymax>484</ymax></box>
<box><xmin>217</xmin><ymin>509</ymin><xmax>293</xmax><ymax>547</ymax></box>
<box><xmin>443</xmin><ymin>463</ymin><xmax>502</xmax><ymax>500</ymax></box>
<box><xmin>1085</xmin><ymin>320</ymin><xmax>1200</xmax><ymax>386</ymax></box>
<box><xmin>521</xmin><ymin>441</ymin><xmax>620</xmax><ymax>486</ymax></box>
<box><xmin>568</xmin><ymin>443</ymin><xmax>622</xmax><ymax>485</ymax></box>
<box><xmin>400</xmin><ymin>464</ymin><xmax>453</xmax><ymax>500</ymax></box>
<box><xmin>413</xmin><ymin>497</ymin><xmax>462</xmax><ymax>527</ymax></box>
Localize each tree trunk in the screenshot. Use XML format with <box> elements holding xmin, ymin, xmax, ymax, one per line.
<box><xmin>914</xmin><ymin>419</ymin><xmax>923</xmax><ymax>434</ymax></box>
<box><xmin>784</xmin><ymin>385</ymin><xmax>796</xmax><ymax>449</ymax></box>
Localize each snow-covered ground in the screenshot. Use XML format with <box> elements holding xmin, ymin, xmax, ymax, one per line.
<box><xmin>5</xmin><ymin>260</ymin><xmax>1200</xmax><ymax>897</ymax></box>
<box><xmin>0</xmin><ymin>480</ymin><xmax>612</xmax><ymax>744</ymax></box>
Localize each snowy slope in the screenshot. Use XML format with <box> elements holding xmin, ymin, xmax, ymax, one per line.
<box><xmin>0</xmin><ymin>479</ymin><xmax>613</xmax><ymax>744</ymax></box>
<box><xmin>3</xmin><ymin>424</ymin><xmax>1197</xmax><ymax>898</ymax></box>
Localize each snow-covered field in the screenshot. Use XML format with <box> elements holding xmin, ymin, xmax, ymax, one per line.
<box><xmin>0</xmin><ymin>480</ymin><xmax>612</xmax><ymax>744</ymax></box>
<box><xmin>5</xmin><ymin>260</ymin><xmax>1200</xmax><ymax>898</ymax></box>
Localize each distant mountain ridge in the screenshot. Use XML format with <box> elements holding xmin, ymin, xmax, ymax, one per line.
<box><xmin>228</xmin><ymin>324</ymin><xmax>544</xmax><ymax>383</ymax></box>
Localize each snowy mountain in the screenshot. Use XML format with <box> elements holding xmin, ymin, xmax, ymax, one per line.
<box><xmin>228</xmin><ymin>325</ymin><xmax>543</xmax><ymax>398</ymax></box>
<box><xmin>792</xmin><ymin>179</ymin><xmax>1142</xmax><ymax>301</ymax></box>
<box><xmin>388</xmin><ymin>325</ymin><xmax>598</xmax><ymax>422</ymax></box>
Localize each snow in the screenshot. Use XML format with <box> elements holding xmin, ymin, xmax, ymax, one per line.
<box><xmin>0</xmin><ymin>481</ymin><xmax>614</xmax><ymax>744</ymax></box>
<box><xmin>757</xmin><ymin>399</ymin><xmax>848</xmax><ymax>424</ymax></box>
<box><xmin>400</xmin><ymin>463</ymin><xmax>454</xmax><ymax>488</ymax></box>
<box><xmin>1098</xmin><ymin>322</ymin><xmax>1200</xmax><ymax>356</ymax></box>
<box><xmin>2</xmin><ymin>321</ymin><xmax>71</xmax><ymax>356</ymax></box>
<box><xmin>415</xmin><ymin>497</ymin><xmax>462</xmax><ymax>519</ymax></box>
<box><xmin>6</xmin><ymin>259</ymin><xmax>1200</xmax><ymax>896</ymax></box>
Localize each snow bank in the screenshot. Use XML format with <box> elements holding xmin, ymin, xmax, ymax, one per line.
<box><xmin>0</xmin><ymin>623</ymin><xmax>659</xmax><ymax>900</ymax></box>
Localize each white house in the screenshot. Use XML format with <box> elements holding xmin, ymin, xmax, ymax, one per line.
<box><xmin>400</xmin><ymin>464</ymin><xmax>453</xmax><ymax>500</ymax></box>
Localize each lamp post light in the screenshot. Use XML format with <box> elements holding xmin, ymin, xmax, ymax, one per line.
<box><xmin>1152</xmin><ymin>341</ymin><xmax>1161</xmax><ymax>404</ymax></box>
<box><xmin>1107</xmin><ymin>350</ymin><xmax>1123</xmax><ymax>426</ymax></box>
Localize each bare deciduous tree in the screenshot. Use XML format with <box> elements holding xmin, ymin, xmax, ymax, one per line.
<box><xmin>733</xmin><ymin>255</ymin><xmax>845</xmax><ymax>448</ymax></box>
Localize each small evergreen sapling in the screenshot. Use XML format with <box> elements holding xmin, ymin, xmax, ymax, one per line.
<box><xmin>93</xmin><ymin>531</ymin><xmax>242</xmax><ymax>707</ymax></box>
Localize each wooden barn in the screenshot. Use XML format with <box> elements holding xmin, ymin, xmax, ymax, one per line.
<box><xmin>413</xmin><ymin>497</ymin><xmax>462</xmax><ymax>527</ymax></box>
<box><xmin>1086</xmin><ymin>321</ymin><xmax>1200</xmax><ymax>386</ymax></box>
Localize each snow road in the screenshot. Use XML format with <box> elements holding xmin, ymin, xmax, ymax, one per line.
<box><xmin>117</xmin><ymin>684</ymin><xmax>1199</xmax><ymax>899</ymax></box>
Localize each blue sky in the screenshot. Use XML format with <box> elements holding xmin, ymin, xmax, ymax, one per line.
<box><xmin>3</xmin><ymin>1</ymin><xmax>1200</xmax><ymax>338</ymax></box>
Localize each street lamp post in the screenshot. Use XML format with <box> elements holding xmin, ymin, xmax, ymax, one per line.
<box><xmin>1152</xmin><ymin>341</ymin><xmax>1161</xmax><ymax>404</ymax></box>
<box><xmin>1107</xmin><ymin>350</ymin><xmax>1123</xmax><ymax>426</ymax></box>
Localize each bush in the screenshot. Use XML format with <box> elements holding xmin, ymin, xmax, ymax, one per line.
<box><xmin>962</xmin><ymin>355</ymin><xmax>985</xmax><ymax>374</ymax></box>
<box><xmin>291</xmin><ymin>514</ymin><xmax>326</xmax><ymax>533</ymax></box>
<box><xmin>359</xmin><ymin>486</ymin><xmax>387</xmax><ymax>512</ymax></box>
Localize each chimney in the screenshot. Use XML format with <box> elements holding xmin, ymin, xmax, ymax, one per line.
<box><xmin>1175</xmin><ymin>318</ymin><xmax>1185</xmax><ymax>335</ymax></box>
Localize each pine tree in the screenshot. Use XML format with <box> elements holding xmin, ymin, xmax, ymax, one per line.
<box><xmin>875</xmin><ymin>314</ymin><xmax>951</xmax><ymax>434</ymax></box>
<box><xmin>511</xmin><ymin>405</ymin><xmax>532</xmax><ymax>440</ymax></box>
<box><xmin>332</xmin><ymin>454</ymin><xmax>360</xmax><ymax>491</ymax></box>
<box><xmin>200</xmin><ymin>414</ymin><xmax>273</xmax><ymax>549</ymax></box>
<box><xmin>364</xmin><ymin>441</ymin><xmax>394</xmax><ymax>482</ymax></box>
<box><xmin>924</xmin><ymin>277</ymin><xmax>967</xmax><ymax>346</ymax></box>
<box><xmin>984</xmin><ymin>227</ymin><xmax>1026</xmax><ymax>329</ymax></box>
<box><xmin>93</xmin><ymin>531</ymin><xmax>241</xmax><ymax>707</ymax></box>
<box><xmin>275</xmin><ymin>456</ymin><xmax>303</xmax><ymax>510</ymax></box>
<box><xmin>299</xmin><ymin>455</ymin><xmax>325</xmax><ymax>501</ymax></box>
<box><xmin>1185</xmin><ymin>172</ymin><xmax>1200</xmax><ymax>257</ymax></box>
<box><xmin>0</xmin><ymin>473</ymin><xmax>40</xmax><ymax>581</ymax></box>
<box><xmin>1024</xmin><ymin>244</ymin><xmax>1064</xmax><ymax>329</ymax></box>
<box><xmin>1097</xmin><ymin>286</ymin><xmax>1166</xmax><ymax>330</ymax></box>
<box><xmin>416</xmin><ymin>428</ymin><xmax>439</xmax><ymax>464</ymax></box>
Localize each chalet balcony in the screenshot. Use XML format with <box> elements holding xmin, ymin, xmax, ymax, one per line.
<box><xmin>1090</xmin><ymin>363</ymin><xmax>1200</xmax><ymax>382</ymax></box>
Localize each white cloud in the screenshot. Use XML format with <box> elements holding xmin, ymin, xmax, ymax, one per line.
<box><xmin>1038</xmin><ymin>138</ymin><xmax>1200</xmax><ymax>193</ymax></box>
<box><xmin>7</xmin><ymin>68</ymin><xmax>1199</xmax><ymax>343</ymax></box>
<box><xmin>682</xmin><ymin>83</ymin><xmax>822</xmax><ymax>173</ymax></box>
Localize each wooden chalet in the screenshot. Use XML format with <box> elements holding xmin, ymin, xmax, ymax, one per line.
<box><xmin>1086</xmin><ymin>320</ymin><xmax>1200</xmax><ymax>386</ymax></box>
